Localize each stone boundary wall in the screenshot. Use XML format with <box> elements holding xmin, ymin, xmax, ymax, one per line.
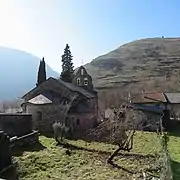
<box><xmin>0</xmin><ymin>113</ymin><xmax>32</xmax><ymax>137</ymax></box>
<box><xmin>10</xmin><ymin>130</ymin><xmax>39</xmax><ymax>149</ymax></box>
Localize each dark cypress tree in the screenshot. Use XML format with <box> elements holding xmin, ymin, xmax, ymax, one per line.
<box><xmin>60</xmin><ymin>44</ymin><xmax>74</xmax><ymax>82</ymax></box>
<box><xmin>36</xmin><ymin>57</ymin><xmax>46</xmax><ymax>86</ymax></box>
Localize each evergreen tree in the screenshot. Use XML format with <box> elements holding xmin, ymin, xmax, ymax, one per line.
<box><xmin>60</xmin><ymin>44</ymin><xmax>74</xmax><ymax>82</ymax></box>
<box><xmin>36</xmin><ymin>57</ymin><xmax>46</xmax><ymax>86</ymax></box>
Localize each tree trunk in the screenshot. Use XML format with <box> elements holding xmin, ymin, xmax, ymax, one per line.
<box><xmin>60</xmin><ymin>130</ymin><xmax>64</xmax><ymax>142</ymax></box>
<box><xmin>107</xmin><ymin>145</ymin><xmax>121</xmax><ymax>163</ymax></box>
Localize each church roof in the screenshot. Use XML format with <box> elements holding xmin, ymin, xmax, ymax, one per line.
<box><xmin>74</xmin><ymin>66</ymin><xmax>87</xmax><ymax>75</ymax></box>
<box><xmin>28</xmin><ymin>94</ymin><xmax>53</xmax><ymax>104</ymax></box>
<box><xmin>58</xmin><ymin>78</ymin><xmax>96</xmax><ymax>98</ymax></box>
<box><xmin>22</xmin><ymin>77</ymin><xmax>97</xmax><ymax>100</ymax></box>
<box><xmin>74</xmin><ymin>67</ymin><xmax>80</xmax><ymax>74</ymax></box>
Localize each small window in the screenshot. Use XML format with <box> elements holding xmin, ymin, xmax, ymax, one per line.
<box><xmin>84</xmin><ymin>81</ymin><xmax>88</xmax><ymax>85</ymax></box>
<box><xmin>77</xmin><ymin>78</ymin><xmax>80</xmax><ymax>85</ymax></box>
<box><xmin>81</xmin><ymin>68</ymin><xmax>84</xmax><ymax>75</ymax></box>
<box><xmin>76</xmin><ymin>119</ymin><xmax>80</xmax><ymax>126</ymax></box>
<box><xmin>84</xmin><ymin>77</ymin><xmax>88</xmax><ymax>85</ymax></box>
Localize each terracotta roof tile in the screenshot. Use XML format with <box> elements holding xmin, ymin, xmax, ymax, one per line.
<box><xmin>144</xmin><ymin>93</ymin><xmax>166</xmax><ymax>102</ymax></box>
<box><xmin>132</xmin><ymin>92</ymin><xmax>166</xmax><ymax>103</ymax></box>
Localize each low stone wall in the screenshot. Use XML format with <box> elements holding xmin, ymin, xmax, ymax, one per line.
<box><xmin>10</xmin><ymin>130</ymin><xmax>39</xmax><ymax>149</ymax></box>
<box><xmin>0</xmin><ymin>113</ymin><xmax>32</xmax><ymax>137</ymax></box>
<box><xmin>0</xmin><ymin>131</ymin><xmax>18</xmax><ymax>180</ymax></box>
<box><xmin>0</xmin><ymin>131</ymin><xmax>12</xmax><ymax>172</ymax></box>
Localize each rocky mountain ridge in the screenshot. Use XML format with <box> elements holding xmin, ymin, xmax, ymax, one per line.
<box><xmin>85</xmin><ymin>37</ymin><xmax>180</xmax><ymax>93</ymax></box>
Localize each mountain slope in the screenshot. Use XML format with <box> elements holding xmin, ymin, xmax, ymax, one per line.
<box><xmin>0</xmin><ymin>47</ymin><xmax>59</xmax><ymax>100</ymax></box>
<box><xmin>85</xmin><ymin>37</ymin><xmax>180</xmax><ymax>92</ymax></box>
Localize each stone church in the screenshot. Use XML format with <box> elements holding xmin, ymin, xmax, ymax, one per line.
<box><xmin>21</xmin><ymin>66</ymin><xmax>98</xmax><ymax>133</ymax></box>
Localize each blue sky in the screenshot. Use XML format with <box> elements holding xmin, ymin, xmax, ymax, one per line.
<box><xmin>0</xmin><ymin>0</ymin><xmax>180</xmax><ymax>72</ymax></box>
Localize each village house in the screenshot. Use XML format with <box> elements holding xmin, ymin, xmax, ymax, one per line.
<box><xmin>21</xmin><ymin>66</ymin><xmax>98</xmax><ymax>133</ymax></box>
<box><xmin>131</xmin><ymin>92</ymin><xmax>166</xmax><ymax>114</ymax></box>
<box><xmin>131</xmin><ymin>92</ymin><xmax>180</xmax><ymax>122</ymax></box>
<box><xmin>163</xmin><ymin>93</ymin><xmax>180</xmax><ymax>119</ymax></box>
<box><xmin>131</xmin><ymin>92</ymin><xmax>180</xmax><ymax>115</ymax></box>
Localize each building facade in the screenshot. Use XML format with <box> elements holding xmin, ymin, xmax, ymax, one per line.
<box><xmin>21</xmin><ymin>66</ymin><xmax>98</xmax><ymax>134</ymax></box>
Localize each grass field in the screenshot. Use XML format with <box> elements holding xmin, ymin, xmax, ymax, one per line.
<box><xmin>168</xmin><ymin>131</ymin><xmax>180</xmax><ymax>180</ymax></box>
<box><xmin>13</xmin><ymin>131</ymin><xmax>180</xmax><ymax>180</ymax></box>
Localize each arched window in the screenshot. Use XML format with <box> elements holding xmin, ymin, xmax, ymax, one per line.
<box><xmin>36</xmin><ymin>111</ymin><xmax>42</xmax><ymax>121</ymax></box>
<box><xmin>77</xmin><ymin>78</ymin><xmax>80</xmax><ymax>85</ymax></box>
<box><xmin>84</xmin><ymin>77</ymin><xmax>88</xmax><ymax>85</ymax></box>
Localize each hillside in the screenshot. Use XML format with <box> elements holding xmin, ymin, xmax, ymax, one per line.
<box><xmin>85</xmin><ymin>38</ymin><xmax>180</xmax><ymax>92</ymax></box>
<box><xmin>0</xmin><ymin>47</ymin><xmax>59</xmax><ymax>100</ymax></box>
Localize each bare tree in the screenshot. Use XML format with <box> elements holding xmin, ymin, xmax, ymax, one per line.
<box><xmin>89</xmin><ymin>107</ymin><xmax>139</xmax><ymax>163</ymax></box>
<box><xmin>0</xmin><ymin>101</ymin><xmax>9</xmax><ymax>113</ymax></box>
<box><xmin>158</xmin><ymin>117</ymin><xmax>173</xmax><ymax>180</ymax></box>
<box><xmin>98</xmin><ymin>89</ymin><xmax>131</xmax><ymax>110</ymax></box>
<box><xmin>107</xmin><ymin>107</ymin><xmax>148</xmax><ymax>163</ymax></box>
<box><xmin>52</xmin><ymin>91</ymin><xmax>79</xmax><ymax>143</ymax></box>
<box><xmin>89</xmin><ymin>103</ymin><xmax>161</xmax><ymax>165</ymax></box>
<box><xmin>0</xmin><ymin>99</ymin><xmax>22</xmax><ymax>113</ymax></box>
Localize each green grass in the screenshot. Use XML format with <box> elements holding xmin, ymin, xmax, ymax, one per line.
<box><xmin>168</xmin><ymin>131</ymin><xmax>180</xmax><ymax>180</ymax></box>
<box><xmin>13</xmin><ymin>131</ymin><xmax>180</xmax><ymax>180</ymax></box>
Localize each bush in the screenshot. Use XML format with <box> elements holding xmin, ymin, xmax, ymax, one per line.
<box><xmin>52</xmin><ymin>122</ymin><xmax>73</xmax><ymax>142</ymax></box>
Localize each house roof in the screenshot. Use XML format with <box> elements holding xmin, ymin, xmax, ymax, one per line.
<box><xmin>74</xmin><ymin>67</ymin><xmax>80</xmax><ymax>75</ymax></box>
<box><xmin>22</xmin><ymin>77</ymin><xmax>96</xmax><ymax>100</ymax></box>
<box><xmin>132</xmin><ymin>93</ymin><xmax>166</xmax><ymax>103</ymax></box>
<box><xmin>132</xmin><ymin>95</ymin><xmax>154</xmax><ymax>103</ymax></box>
<box><xmin>164</xmin><ymin>93</ymin><xmax>180</xmax><ymax>103</ymax></box>
<box><xmin>144</xmin><ymin>93</ymin><xmax>166</xmax><ymax>103</ymax></box>
<box><xmin>28</xmin><ymin>94</ymin><xmax>53</xmax><ymax>105</ymax></box>
<box><xmin>132</xmin><ymin>92</ymin><xmax>180</xmax><ymax>104</ymax></box>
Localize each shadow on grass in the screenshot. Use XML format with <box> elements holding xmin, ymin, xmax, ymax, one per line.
<box><xmin>108</xmin><ymin>161</ymin><xmax>160</xmax><ymax>178</ymax></box>
<box><xmin>57</xmin><ymin>141</ymin><xmax>157</xmax><ymax>176</ymax></box>
<box><xmin>57</xmin><ymin>141</ymin><xmax>142</xmax><ymax>175</ymax></box>
<box><xmin>171</xmin><ymin>160</ymin><xmax>180</xmax><ymax>180</ymax></box>
<box><xmin>12</xmin><ymin>141</ymin><xmax>46</xmax><ymax>157</ymax></box>
<box><xmin>56</xmin><ymin>141</ymin><xmax>155</xmax><ymax>159</ymax></box>
<box><xmin>167</xmin><ymin>121</ymin><xmax>180</xmax><ymax>137</ymax></box>
<box><xmin>108</xmin><ymin>161</ymin><xmax>135</xmax><ymax>174</ymax></box>
<box><xmin>168</xmin><ymin>129</ymin><xmax>180</xmax><ymax>137</ymax></box>
<box><xmin>40</xmin><ymin>132</ymin><xmax>54</xmax><ymax>138</ymax></box>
